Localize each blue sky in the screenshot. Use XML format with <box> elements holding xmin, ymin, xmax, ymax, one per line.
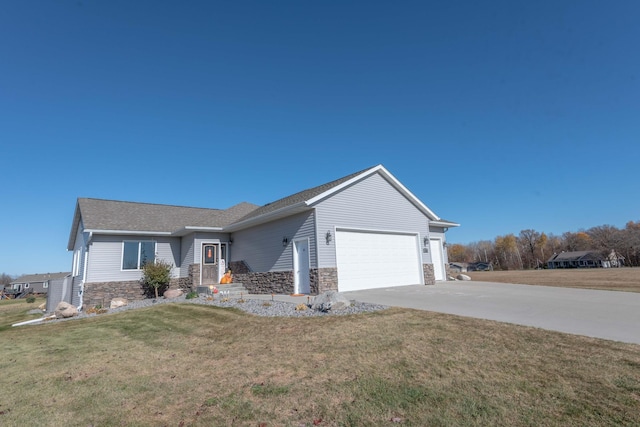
<box><xmin>1</xmin><ymin>0</ymin><xmax>639</xmax><ymax>276</ymax></box>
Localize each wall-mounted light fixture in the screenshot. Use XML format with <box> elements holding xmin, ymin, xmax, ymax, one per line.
<box><xmin>282</xmin><ymin>236</ymin><xmax>289</xmax><ymax>247</ymax></box>
<box><xmin>423</xmin><ymin>237</ymin><xmax>429</xmax><ymax>247</ymax></box>
<box><xmin>325</xmin><ymin>230</ymin><xmax>333</xmax><ymax>245</ymax></box>
<box><xmin>228</xmin><ymin>237</ymin><xmax>234</xmax><ymax>245</ymax></box>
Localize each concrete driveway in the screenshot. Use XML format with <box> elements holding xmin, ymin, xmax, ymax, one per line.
<box><xmin>341</xmin><ymin>281</ymin><xmax>640</xmax><ymax>345</ymax></box>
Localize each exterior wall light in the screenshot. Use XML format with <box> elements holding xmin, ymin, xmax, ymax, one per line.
<box><xmin>325</xmin><ymin>230</ymin><xmax>333</xmax><ymax>245</ymax></box>
<box><xmin>282</xmin><ymin>237</ymin><xmax>289</xmax><ymax>247</ymax></box>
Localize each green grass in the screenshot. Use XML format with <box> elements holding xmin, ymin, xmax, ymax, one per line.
<box><xmin>0</xmin><ymin>301</ymin><xmax>639</xmax><ymax>426</ymax></box>
<box><xmin>0</xmin><ymin>296</ymin><xmax>46</xmax><ymax>330</ymax></box>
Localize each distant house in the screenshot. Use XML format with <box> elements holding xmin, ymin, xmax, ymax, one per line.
<box><xmin>449</xmin><ymin>262</ymin><xmax>468</xmax><ymax>273</ymax></box>
<box><xmin>468</xmin><ymin>262</ymin><xmax>493</xmax><ymax>271</ymax></box>
<box><xmin>63</xmin><ymin>165</ymin><xmax>459</xmax><ymax>309</ymax></box>
<box><xmin>9</xmin><ymin>272</ymin><xmax>71</xmax><ymax>295</ymax></box>
<box><xmin>546</xmin><ymin>251</ymin><xmax>624</xmax><ymax>269</ymax></box>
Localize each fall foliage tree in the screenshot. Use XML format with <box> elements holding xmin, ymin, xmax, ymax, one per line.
<box><xmin>447</xmin><ymin>219</ymin><xmax>640</xmax><ymax>269</ymax></box>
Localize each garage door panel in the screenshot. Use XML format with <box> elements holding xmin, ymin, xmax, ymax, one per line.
<box><xmin>336</xmin><ymin>230</ymin><xmax>422</xmax><ymax>292</ymax></box>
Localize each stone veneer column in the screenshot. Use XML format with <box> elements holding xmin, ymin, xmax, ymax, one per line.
<box><xmin>315</xmin><ymin>268</ymin><xmax>338</xmax><ymax>293</ymax></box>
<box><xmin>423</xmin><ymin>264</ymin><xmax>436</xmax><ymax>285</ymax></box>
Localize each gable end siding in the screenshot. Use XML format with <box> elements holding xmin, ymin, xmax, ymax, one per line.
<box><xmin>315</xmin><ymin>173</ymin><xmax>431</xmax><ymax>268</ymax></box>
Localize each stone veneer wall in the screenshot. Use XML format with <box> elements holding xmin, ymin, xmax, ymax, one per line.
<box><xmin>232</xmin><ymin>271</ymin><xmax>294</xmax><ymax>295</ymax></box>
<box><xmin>83</xmin><ymin>277</ymin><xmax>185</xmax><ymax>307</ymax></box>
<box><xmin>423</xmin><ymin>263</ymin><xmax>436</xmax><ymax>285</ymax></box>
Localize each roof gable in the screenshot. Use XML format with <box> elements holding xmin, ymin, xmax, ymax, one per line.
<box><xmin>227</xmin><ymin>164</ymin><xmax>458</xmax><ymax>231</ymax></box>
<box><xmin>67</xmin><ymin>165</ymin><xmax>458</xmax><ymax>247</ymax></box>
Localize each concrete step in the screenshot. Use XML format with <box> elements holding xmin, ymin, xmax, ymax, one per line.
<box><xmin>197</xmin><ymin>283</ymin><xmax>248</xmax><ymax>296</ymax></box>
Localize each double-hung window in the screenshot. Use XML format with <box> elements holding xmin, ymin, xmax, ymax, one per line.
<box><xmin>122</xmin><ymin>241</ymin><xmax>156</xmax><ymax>270</ymax></box>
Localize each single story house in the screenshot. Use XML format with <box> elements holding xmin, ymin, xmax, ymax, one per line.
<box><xmin>9</xmin><ymin>272</ymin><xmax>70</xmax><ymax>296</ymax></box>
<box><xmin>546</xmin><ymin>250</ymin><xmax>624</xmax><ymax>269</ymax></box>
<box><xmin>64</xmin><ymin>165</ymin><xmax>459</xmax><ymax>308</ymax></box>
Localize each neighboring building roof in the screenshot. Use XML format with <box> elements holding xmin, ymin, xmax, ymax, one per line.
<box><xmin>68</xmin><ymin>164</ymin><xmax>459</xmax><ymax>249</ymax></box>
<box><xmin>11</xmin><ymin>272</ymin><xmax>71</xmax><ymax>284</ymax></box>
<box><xmin>547</xmin><ymin>251</ymin><xmax>603</xmax><ymax>263</ymax></box>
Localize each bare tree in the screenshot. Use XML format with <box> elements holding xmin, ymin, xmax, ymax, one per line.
<box><xmin>1</xmin><ymin>273</ymin><xmax>14</xmax><ymax>286</ymax></box>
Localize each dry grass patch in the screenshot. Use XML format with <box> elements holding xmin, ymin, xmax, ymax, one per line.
<box><xmin>0</xmin><ymin>296</ymin><xmax>46</xmax><ymax>330</ymax></box>
<box><xmin>468</xmin><ymin>267</ymin><xmax>640</xmax><ymax>292</ymax></box>
<box><xmin>1</xmin><ymin>303</ymin><xmax>639</xmax><ymax>426</ymax></box>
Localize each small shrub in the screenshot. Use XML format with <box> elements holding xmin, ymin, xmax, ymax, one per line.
<box><xmin>26</xmin><ymin>296</ymin><xmax>36</xmax><ymax>303</ymax></box>
<box><xmin>186</xmin><ymin>291</ymin><xmax>199</xmax><ymax>299</ymax></box>
<box><xmin>262</xmin><ymin>302</ymin><xmax>272</xmax><ymax>307</ymax></box>
<box><xmin>295</xmin><ymin>303</ymin><xmax>307</xmax><ymax>311</ymax></box>
<box><xmin>141</xmin><ymin>260</ymin><xmax>173</xmax><ymax>299</ymax></box>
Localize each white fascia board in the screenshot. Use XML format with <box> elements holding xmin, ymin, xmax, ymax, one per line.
<box><xmin>306</xmin><ymin>164</ymin><xmax>441</xmax><ymax>220</ymax></box>
<box><xmin>83</xmin><ymin>229</ymin><xmax>173</xmax><ymax>236</ymax></box>
<box><xmin>224</xmin><ymin>202</ymin><xmax>309</xmax><ymax>232</ymax></box>
<box><xmin>430</xmin><ymin>220</ymin><xmax>460</xmax><ymax>228</ymax></box>
<box><xmin>172</xmin><ymin>226</ymin><xmax>224</xmax><ymax>236</ymax></box>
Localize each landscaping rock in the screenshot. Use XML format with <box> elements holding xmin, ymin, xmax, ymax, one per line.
<box><xmin>38</xmin><ymin>302</ymin><xmax>46</xmax><ymax>311</ymax></box>
<box><xmin>55</xmin><ymin>301</ymin><xmax>78</xmax><ymax>319</ymax></box>
<box><xmin>457</xmin><ymin>274</ymin><xmax>471</xmax><ymax>281</ymax></box>
<box><xmin>311</xmin><ymin>291</ymin><xmax>351</xmax><ymax>312</ymax></box>
<box><xmin>110</xmin><ymin>297</ymin><xmax>128</xmax><ymax>309</ymax></box>
<box><xmin>163</xmin><ymin>289</ymin><xmax>183</xmax><ymax>299</ymax></box>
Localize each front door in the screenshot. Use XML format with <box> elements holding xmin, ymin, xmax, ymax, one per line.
<box><xmin>294</xmin><ymin>239</ymin><xmax>310</xmax><ymax>294</ymax></box>
<box><xmin>201</xmin><ymin>243</ymin><xmax>219</xmax><ymax>286</ymax></box>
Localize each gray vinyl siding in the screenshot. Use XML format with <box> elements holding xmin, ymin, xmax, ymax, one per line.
<box><xmin>315</xmin><ymin>173</ymin><xmax>431</xmax><ymax>268</ymax></box>
<box><xmin>86</xmin><ymin>235</ymin><xmax>181</xmax><ymax>283</ymax></box>
<box><xmin>230</xmin><ymin>211</ymin><xmax>316</xmax><ymax>272</ymax></box>
<box><xmin>46</xmin><ymin>275</ymin><xmax>72</xmax><ymax>312</ymax></box>
<box><xmin>180</xmin><ymin>235</ymin><xmax>195</xmax><ymax>277</ymax></box>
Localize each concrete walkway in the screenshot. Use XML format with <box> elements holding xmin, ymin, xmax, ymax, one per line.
<box><xmin>339</xmin><ymin>281</ymin><xmax>640</xmax><ymax>345</ymax></box>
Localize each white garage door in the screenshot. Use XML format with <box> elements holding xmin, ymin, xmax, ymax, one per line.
<box><xmin>335</xmin><ymin>230</ymin><xmax>423</xmax><ymax>292</ymax></box>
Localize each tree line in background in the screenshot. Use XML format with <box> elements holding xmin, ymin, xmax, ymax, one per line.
<box><xmin>448</xmin><ymin>220</ymin><xmax>640</xmax><ymax>270</ymax></box>
<box><xmin>1</xmin><ymin>273</ymin><xmax>13</xmax><ymax>286</ymax></box>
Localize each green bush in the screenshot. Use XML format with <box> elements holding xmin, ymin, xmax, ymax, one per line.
<box><xmin>185</xmin><ymin>291</ymin><xmax>199</xmax><ymax>299</ymax></box>
<box><xmin>141</xmin><ymin>260</ymin><xmax>173</xmax><ymax>299</ymax></box>
<box><xmin>26</xmin><ymin>296</ymin><xmax>36</xmax><ymax>303</ymax></box>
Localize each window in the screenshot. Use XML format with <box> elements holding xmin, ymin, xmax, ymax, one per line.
<box><xmin>72</xmin><ymin>249</ymin><xmax>81</xmax><ymax>276</ymax></box>
<box><xmin>43</xmin><ymin>282</ymin><xmax>48</xmax><ymax>288</ymax></box>
<box><xmin>122</xmin><ymin>241</ymin><xmax>155</xmax><ymax>270</ymax></box>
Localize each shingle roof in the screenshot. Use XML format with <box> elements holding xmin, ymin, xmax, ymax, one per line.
<box><xmin>68</xmin><ymin>164</ymin><xmax>457</xmax><ymax>249</ymax></box>
<box><xmin>78</xmin><ymin>198</ymin><xmax>258</xmax><ymax>232</ymax></box>
<box><xmin>11</xmin><ymin>272</ymin><xmax>70</xmax><ymax>284</ymax></box>
<box><xmin>547</xmin><ymin>251</ymin><xmax>603</xmax><ymax>262</ymax></box>
<box><xmin>234</xmin><ymin>166</ymin><xmax>375</xmax><ymax>223</ymax></box>
<box><xmin>68</xmin><ymin>199</ymin><xmax>259</xmax><ymax>249</ymax></box>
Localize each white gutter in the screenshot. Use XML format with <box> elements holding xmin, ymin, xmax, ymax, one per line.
<box><xmin>83</xmin><ymin>229</ymin><xmax>172</xmax><ymax>236</ymax></box>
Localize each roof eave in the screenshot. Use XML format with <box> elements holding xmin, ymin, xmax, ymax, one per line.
<box><xmin>225</xmin><ymin>202</ymin><xmax>310</xmax><ymax>232</ymax></box>
<box><xmin>430</xmin><ymin>220</ymin><xmax>460</xmax><ymax>228</ymax></box>
<box><xmin>172</xmin><ymin>226</ymin><xmax>225</xmax><ymax>236</ymax></box>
